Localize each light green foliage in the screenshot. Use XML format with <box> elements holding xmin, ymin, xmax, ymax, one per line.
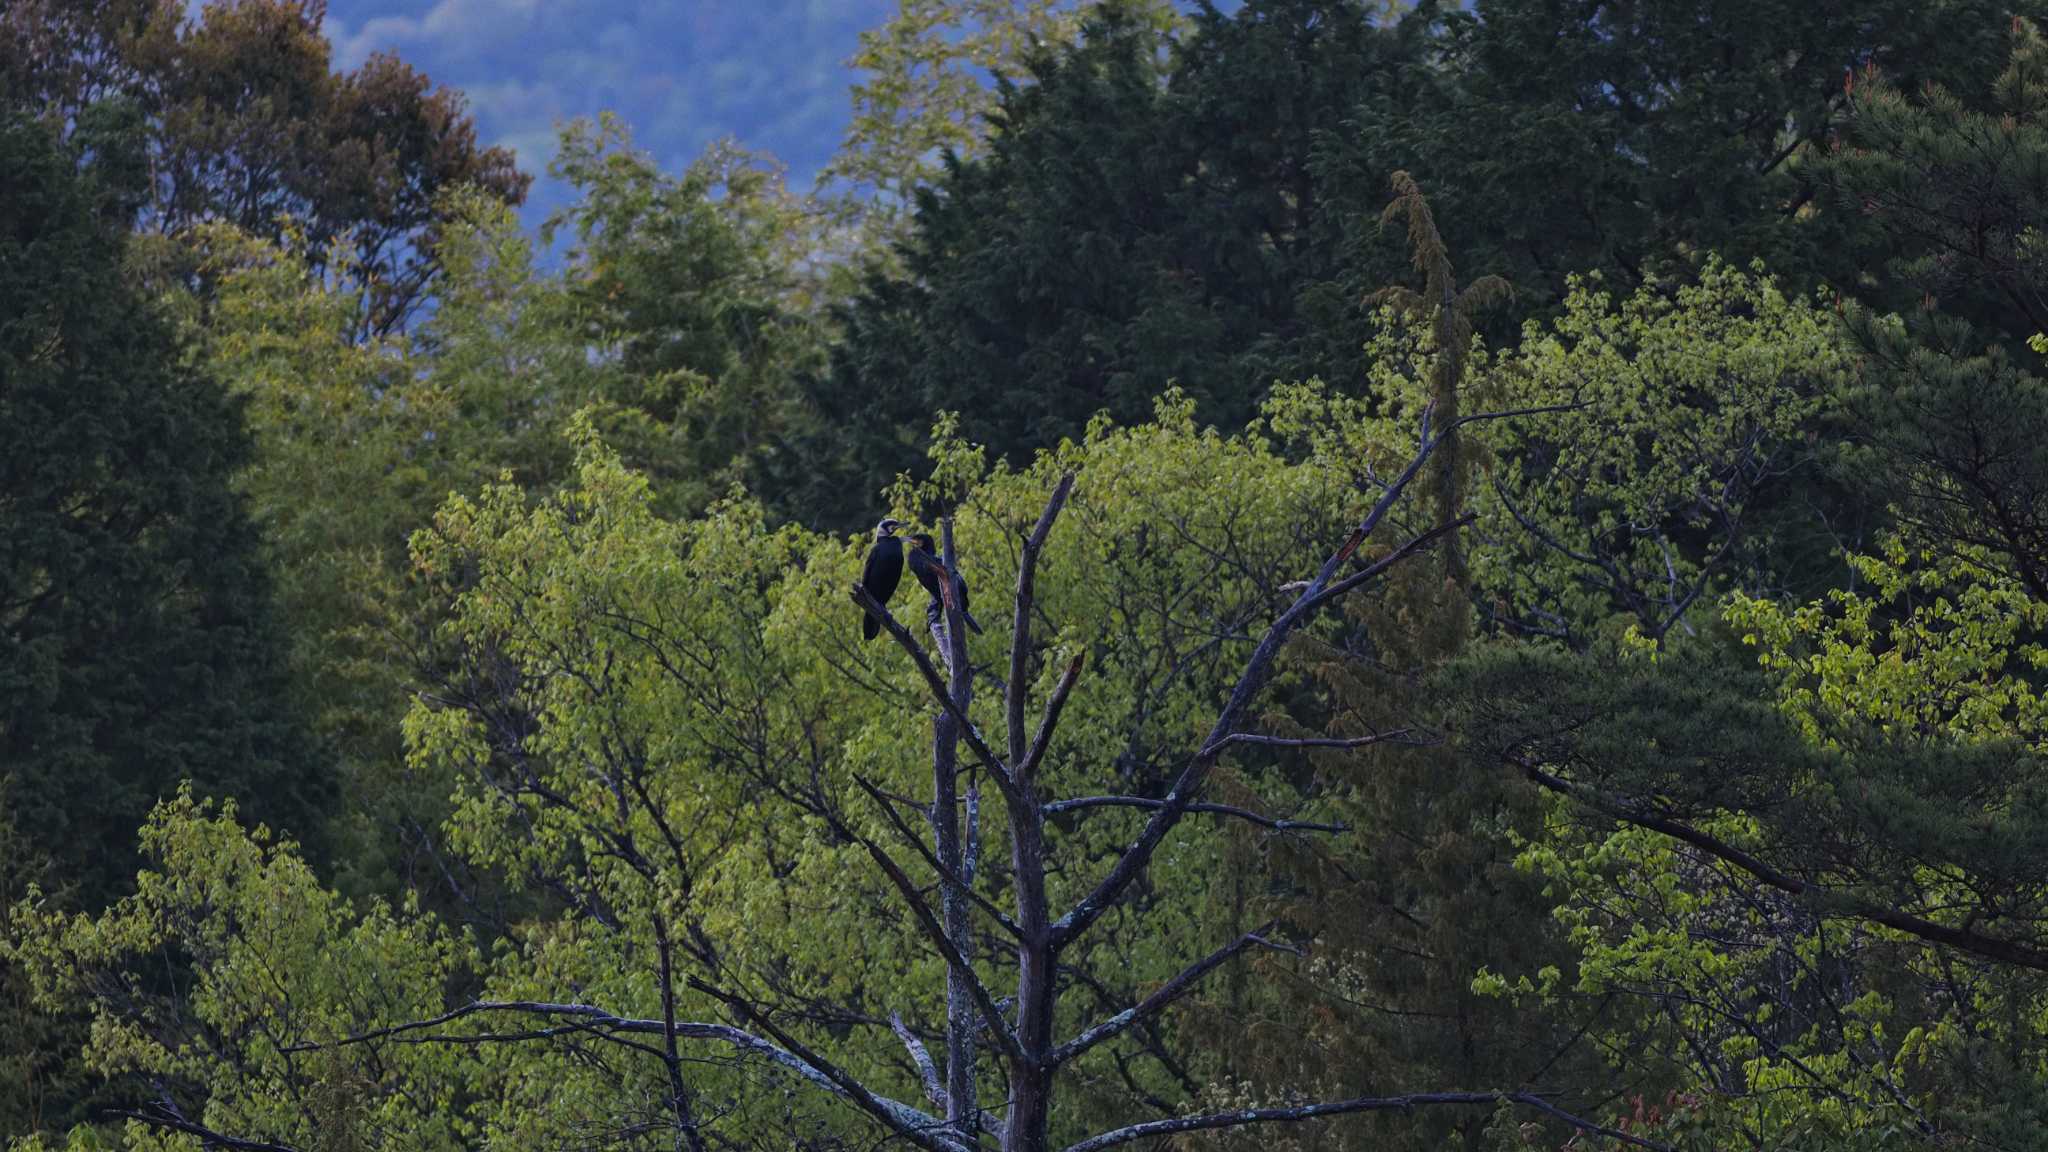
<box><xmin>194</xmin><ymin>226</ymin><xmax>432</xmax><ymax>884</ymax></box>
<box><xmin>823</xmin><ymin>0</ymin><xmax>1177</xmax><ymax>220</ymax></box>
<box><xmin>1459</xmin><ymin>536</ymin><xmax>2048</xmax><ymax>1146</ymax></box>
<box><xmin>1492</xmin><ymin>800</ymin><xmax>1942</xmax><ymax>1150</ymax></box>
<box><xmin>828</xmin><ymin>0</ymin><xmax>1081</xmax><ymax>204</ymax></box>
<box><xmin>1472</xmin><ymin>258</ymin><xmax>1844</xmax><ymax>641</ymax></box>
<box><xmin>23</xmin><ymin>7</ymin><xmax>2048</xmax><ymax>1147</ymax></box>
<box><xmin>1730</xmin><ymin>541</ymin><xmax>2048</xmax><ymax>750</ymax></box>
<box><xmin>191</xmin><ymin>120</ymin><xmax>845</xmax><ymax>898</ymax></box>
<box><xmin>7</xmin><ymin>791</ymin><xmax>469</xmax><ymax>1151</ymax></box>
<box><xmin>15</xmin><ymin>391</ymin><xmax>1397</xmax><ymax>1147</ymax></box>
<box><xmin>545</xmin><ymin>115</ymin><xmax>837</xmax><ymax>515</ymax></box>
<box><xmin>406</xmin><ymin>394</ymin><xmax>1371</xmax><ymax>1142</ymax></box>
<box><xmin>192</xmin><ymin>201</ymin><xmax>584</xmax><ymax>901</ymax></box>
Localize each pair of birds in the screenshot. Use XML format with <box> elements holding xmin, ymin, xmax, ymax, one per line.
<box><xmin>860</xmin><ymin>518</ymin><xmax>983</xmax><ymax>640</ymax></box>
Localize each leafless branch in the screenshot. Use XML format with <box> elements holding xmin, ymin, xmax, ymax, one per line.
<box><xmin>1043</xmin><ymin>796</ymin><xmax>1347</xmax><ymax>835</ymax></box>
<box><xmin>891</xmin><ymin>1012</ymin><xmax>946</xmax><ymax>1111</ymax></box>
<box><xmin>1292</xmin><ymin>513</ymin><xmax>1475</xmax><ymax>620</ymax></box>
<box><xmin>114</xmin><ymin>1100</ymin><xmax>302</xmax><ymax>1152</ymax></box>
<box><xmin>848</xmin><ymin>823</ymin><xmax>1030</xmax><ymax>1068</ymax></box>
<box><xmin>686</xmin><ymin>980</ymin><xmax>969</xmax><ymax>1152</ymax></box>
<box><xmin>1009</xmin><ymin>472</ymin><xmax>1077</xmax><ymax>767</ymax></box>
<box><xmin>853</xmin><ymin>583</ymin><xmax>1018</xmax><ymax>798</ymax></box>
<box><xmin>854</xmin><ymin>774</ymin><xmax>1023</xmax><ymax>939</ymax></box>
<box><xmin>1210</xmin><ymin>728</ymin><xmax>1431</xmax><ymax>753</ymax></box>
<box><xmin>1051</xmin><ymin>404</ymin><xmax>1452</xmax><ymax>950</ymax></box>
<box><xmin>1059</xmin><ymin>1090</ymin><xmax>1673</xmax><ymax>1152</ymax></box>
<box><xmin>284</xmin><ymin>999</ymin><xmax>956</xmax><ymax>1149</ymax></box>
<box><xmin>1048</xmin><ymin>924</ymin><xmax>1296</xmax><ymax>1067</ymax></box>
<box><xmin>1019</xmin><ymin>651</ymin><xmax>1086</xmax><ymax>779</ymax></box>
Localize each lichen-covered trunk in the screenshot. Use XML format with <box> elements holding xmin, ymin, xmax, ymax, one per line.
<box><xmin>934</xmin><ymin>523</ymin><xmax>978</xmax><ymax>1144</ymax></box>
<box><xmin>1002</xmin><ymin>812</ymin><xmax>1054</xmax><ymax>1152</ymax></box>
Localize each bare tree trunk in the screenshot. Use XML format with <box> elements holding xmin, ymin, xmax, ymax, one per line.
<box><xmin>933</xmin><ymin>520</ymin><xmax>978</xmax><ymax>1145</ymax></box>
<box><xmin>997</xmin><ymin>482</ymin><xmax>1073</xmax><ymax>1152</ymax></box>
<box><xmin>652</xmin><ymin>915</ymin><xmax>707</xmax><ymax>1152</ymax></box>
<box><xmin>1003</xmin><ymin>831</ymin><xmax>1054</xmax><ymax>1152</ymax></box>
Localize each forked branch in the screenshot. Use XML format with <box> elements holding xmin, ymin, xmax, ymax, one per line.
<box><xmin>1051</xmin><ymin>405</ymin><xmax>1451</xmax><ymax>950</ymax></box>
<box><xmin>853</xmin><ymin>583</ymin><xmax>1018</xmax><ymax>798</ymax></box>
<box><xmin>1010</xmin><ymin>472</ymin><xmax>1077</xmax><ymax>766</ymax></box>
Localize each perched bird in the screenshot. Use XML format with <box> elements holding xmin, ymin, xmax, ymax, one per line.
<box><xmin>860</xmin><ymin>518</ymin><xmax>905</xmax><ymax>640</ymax></box>
<box><xmin>908</xmin><ymin>533</ymin><xmax>984</xmax><ymax>635</ymax></box>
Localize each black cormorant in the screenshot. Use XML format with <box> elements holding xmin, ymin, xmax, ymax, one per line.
<box><xmin>908</xmin><ymin>533</ymin><xmax>984</xmax><ymax>634</ymax></box>
<box><xmin>860</xmin><ymin>518</ymin><xmax>905</xmax><ymax>640</ymax></box>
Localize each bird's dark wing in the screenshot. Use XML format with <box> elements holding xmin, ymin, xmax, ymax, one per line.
<box><xmin>916</xmin><ymin>550</ymin><xmax>985</xmax><ymax>636</ymax></box>
<box><xmin>907</xmin><ymin>547</ymin><xmax>944</xmax><ymax>602</ymax></box>
<box><xmin>955</xmin><ymin>572</ymin><xmax>983</xmax><ymax>634</ymax></box>
<box><xmin>861</xmin><ymin>538</ymin><xmax>904</xmax><ymax>640</ymax></box>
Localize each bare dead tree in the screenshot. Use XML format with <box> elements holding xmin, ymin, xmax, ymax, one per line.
<box><xmin>159</xmin><ymin>406</ymin><xmax>1672</xmax><ymax>1152</ymax></box>
<box><xmin>818</xmin><ymin>403</ymin><xmax>1664</xmax><ymax>1152</ymax></box>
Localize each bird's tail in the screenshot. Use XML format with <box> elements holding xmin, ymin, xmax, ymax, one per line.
<box><xmin>962</xmin><ymin>608</ymin><xmax>984</xmax><ymax>635</ymax></box>
<box><xmin>863</xmin><ymin>613</ymin><xmax>881</xmax><ymax>641</ymax></box>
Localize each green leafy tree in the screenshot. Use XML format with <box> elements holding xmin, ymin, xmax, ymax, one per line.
<box><xmin>827</xmin><ymin>0</ymin><xmax>1095</xmax><ymax>206</ymax></box>
<box><xmin>545</xmin><ymin>116</ymin><xmax>836</xmax><ymax>517</ymax></box>
<box><xmin>1471</xmin><ymin>257</ymin><xmax>1846</xmax><ymax>644</ymax></box>
<box><xmin>1435</xmin><ymin>23</ymin><xmax>2048</xmax><ymax>1146</ymax></box>
<box><xmin>1188</xmin><ymin>181</ymin><xmax>1574</xmax><ymax>1152</ymax></box>
<box><xmin>1</xmin><ymin>0</ymin><xmax>529</xmax><ymax>335</ymax></box>
<box><xmin>12</xmin><ymin>393</ymin><xmax>1687</xmax><ymax>1151</ymax></box>
<box><xmin>813</xmin><ymin>0</ymin><xmax>2032</xmax><ymax>533</ymax></box>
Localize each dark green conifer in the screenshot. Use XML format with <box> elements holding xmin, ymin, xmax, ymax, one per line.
<box><xmin>0</xmin><ymin>111</ymin><xmax>323</xmax><ymax>905</ymax></box>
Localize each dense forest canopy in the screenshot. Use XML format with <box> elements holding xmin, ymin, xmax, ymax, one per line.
<box><xmin>4</xmin><ymin>1</ymin><xmax>2048</xmax><ymax>1149</ymax></box>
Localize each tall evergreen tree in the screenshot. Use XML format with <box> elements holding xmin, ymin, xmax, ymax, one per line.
<box><xmin>805</xmin><ymin>0</ymin><xmax>1415</xmax><ymax>528</ymax></box>
<box><xmin>1343</xmin><ymin>0</ymin><xmax>2048</xmax><ymax>311</ymax></box>
<box><xmin>0</xmin><ymin>111</ymin><xmax>322</xmax><ymax>905</ymax></box>
<box><xmin>1819</xmin><ymin>16</ymin><xmax>2048</xmax><ymax>599</ymax></box>
<box><xmin>0</xmin><ymin>0</ymin><xmax>528</xmax><ymax>335</ymax></box>
<box><xmin>808</xmin><ymin>0</ymin><xmax>2039</xmax><ymax>532</ymax></box>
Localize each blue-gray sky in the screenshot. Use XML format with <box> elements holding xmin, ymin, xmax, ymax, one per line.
<box><xmin>323</xmin><ymin>0</ymin><xmax>898</xmax><ymax>223</ymax></box>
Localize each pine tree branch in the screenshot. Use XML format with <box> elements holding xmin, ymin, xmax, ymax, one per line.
<box><xmin>1513</xmin><ymin>756</ymin><xmax>2048</xmax><ymax>973</ymax></box>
